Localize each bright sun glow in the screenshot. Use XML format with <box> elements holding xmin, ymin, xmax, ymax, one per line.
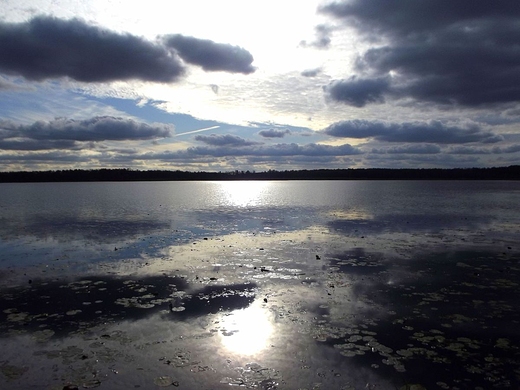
<box><xmin>217</xmin><ymin>181</ymin><xmax>271</xmax><ymax>207</ymax></box>
<box><xmin>219</xmin><ymin>301</ymin><xmax>273</xmax><ymax>356</ymax></box>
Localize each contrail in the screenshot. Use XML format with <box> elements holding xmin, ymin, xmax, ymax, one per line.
<box><xmin>174</xmin><ymin>125</ymin><xmax>220</xmax><ymax>137</ymax></box>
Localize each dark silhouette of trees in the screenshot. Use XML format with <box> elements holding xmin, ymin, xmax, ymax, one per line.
<box><xmin>0</xmin><ymin>166</ymin><xmax>519</xmax><ymax>183</ymax></box>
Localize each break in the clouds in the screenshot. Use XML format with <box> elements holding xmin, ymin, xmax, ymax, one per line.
<box><xmin>0</xmin><ymin>117</ymin><xmax>172</xmax><ymax>151</ymax></box>
<box><xmin>0</xmin><ymin>16</ymin><xmax>185</xmax><ymax>83</ymax></box>
<box><xmin>164</xmin><ymin>34</ymin><xmax>255</xmax><ymax>74</ymax></box>
<box><xmin>323</xmin><ymin>120</ymin><xmax>503</xmax><ymax>144</ymax></box>
<box><xmin>258</xmin><ymin>129</ymin><xmax>291</xmax><ymax>138</ymax></box>
<box><xmin>321</xmin><ymin>0</ymin><xmax>520</xmax><ymax>107</ymax></box>
<box><xmin>194</xmin><ymin>134</ymin><xmax>259</xmax><ymax>147</ymax></box>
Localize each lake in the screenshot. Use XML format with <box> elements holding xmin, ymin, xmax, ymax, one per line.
<box><xmin>0</xmin><ymin>181</ymin><xmax>519</xmax><ymax>389</ymax></box>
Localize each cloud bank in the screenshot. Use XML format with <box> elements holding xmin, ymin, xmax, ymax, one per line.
<box><xmin>323</xmin><ymin>120</ymin><xmax>502</xmax><ymax>144</ymax></box>
<box><xmin>0</xmin><ymin>116</ymin><xmax>172</xmax><ymax>151</ymax></box>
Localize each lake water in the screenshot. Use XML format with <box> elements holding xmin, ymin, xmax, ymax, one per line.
<box><xmin>0</xmin><ymin>181</ymin><xmax>519</xmax><ymax>389</ymax></box>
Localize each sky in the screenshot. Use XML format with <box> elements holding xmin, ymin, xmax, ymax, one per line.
<box><xmin>1</xmin><ymin>0</ymin><xmax>520</xmax><ymax>172</ymax></box>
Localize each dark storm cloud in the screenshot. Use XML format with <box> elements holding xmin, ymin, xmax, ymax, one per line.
<box><xmin>320</xmin><ymin>1</ymin><xmax>520</xmax><ymax>107</ymax></box>
<box><xmin>324</xmin><ymin>77</ymin><xmax>389</xmax><ymax>107</ymax></box>
<box><xmin>0</xmin><ymin>117</ymin><xmax>172</xmax><ymax>151</ymax></box>
<box><xmin>258</xmin><ymin>129</ymin><xmax>291</xmax><ymax>138</ymax></box>
<box><xmin>323</xmin><ymin>120</ymin><xmax>502</xmax><ymax>144</ymax></box>
<box><xmin>164</xmin><ymin>34</ymin><xmax>255</xmax><ymax>74</ymax></box>
<box><xmin>0</xmin><ymin>16</ymin><xmax>185</xmax><ymax>83</ymax></box>
<box><xmin>194</xmin><ymin>134</ymin><xmax>259</xmax><ymax>147</ymax></box>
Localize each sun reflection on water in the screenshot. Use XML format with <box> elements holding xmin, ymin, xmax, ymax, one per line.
<box><xmin>219</xmin><ymin>301</ymin><xmax>273</xmax><ymax>356</ymax></box>
<box><xmin>216</xmin><ymin>181</ymin><xmax>272</xmax><ymax>207</ymax></box>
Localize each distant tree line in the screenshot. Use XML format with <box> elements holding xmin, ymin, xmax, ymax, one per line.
<box><xmin>0</xmin><ymin>166</ymin><xmax>519</xmax><ymax>183</ymax></box>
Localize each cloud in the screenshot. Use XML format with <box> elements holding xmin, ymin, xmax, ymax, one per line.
<box><xmin>194</xmin><ymin>134</ymin><xmax>259</xmax><ymax>147</ymax></box>
<box><xmin>0</xmin><ymin>139</ymin><xmax>77</xmax><ymax>151</ymax></box>
<box><xmin>164</xmin><ymin>34</ymin><xmax>255</xmax><ymax>74</ymax></box>
<box><xmin>210</xmin><ymin>84</ymin><xmax>219</xmax><ymax>94</ymax></box>
<box><xmin>0</xmin><ymin>151</ymin><xmax>90</xmax><ymax>162</ymax></box>
<box><xmin>0</xmin><ymin>16</ymin><xmax>185</xmax><ymax>83</ymax></box>
<box><xmin>373</xmin><ymin>144</ymin><xmax>441</xmax><ymax>154</ymax></box>
<box><xmin>320</xmin><ymin>1</ymin><xmax>520</xmax><ymax>107</ymax></box>
<box><xmin>448</xmin><ymin>144</ymin><xmax>520</xmax><ymax>155</ymax></box>
<box><xmin>0</xmin><ymin>77</ymin><xmax>22</xmax><ymax>90</ymax></box>
<box><xmin>301</xmin><ymin>68</ymin><xmax>322</xmax><ymax>77</ymax></box>
<box><xmin>258</xmin><ymin>129</ymin><xmax>291</xmax><ymax>138</ymax></box>
<box><xmin>132</xmin><ymin>142</ymin><xmax>362</xmax><ymax>161</ymax></box>
<box><xmin>324</xmin><ymin>77</ymin><xmax>390</xmax><ymax>107</ymax></box>
<box><xmin>300</xmin><ymin>24</ymin><xmax>333</xmax><ymax>49</ymax></box>
<box><xmin>0</xmin><ymin>116</ymin><xmax>172</xmax><ymax>151</ymax></box>
<box><xmin>199</xmin><ymin>142</ymin><xmax>362</xmax><ymax>157</ymax></box>
<box><xmin>323</xmin><ymin>120</ymin><xmax>502</xmax><ymax>144</ymax></box>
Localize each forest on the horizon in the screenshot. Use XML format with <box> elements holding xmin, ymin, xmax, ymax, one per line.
<box><xmin>0</xmin><ymin>166</ymin><xmax>519</xmax><ymax>182</ymax></box>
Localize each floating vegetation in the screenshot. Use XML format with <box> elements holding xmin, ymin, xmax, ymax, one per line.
<box><xmin>82</xmin><ymin>379</ymin><xmax>101</xmax><ymax>388</ymax></box>
<box><xmin>0</xmin><ymin>228</ymin><xmax>519</xmax><ymax>390</ymax></box>
<box><xmin>0</xmin><ymin>364</ymin><xmax>28</xmax><ymax>380</ymax></box>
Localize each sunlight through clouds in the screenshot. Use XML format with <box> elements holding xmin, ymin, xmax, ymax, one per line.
<box><xmin>1</xmin><ymin>0</ymin><xmax>520</xmax><ymax>170</ymax></box>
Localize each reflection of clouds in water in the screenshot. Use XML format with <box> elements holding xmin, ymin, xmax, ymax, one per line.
<box><xmin>320</xmin><ymin>250</ymin><xmax>520</xmax><ymax>387</ymax></box>
<box><xmin>328</xmin><ymin>213</ymin><xmax>490</xmax><ymax>235</ymax></box>
<box><xmin>219</xmin><ymin>300</ymin><xmax>273</xmax><ymax>356</ymax></box>
<box><xmin>0</xmin><ymin>215</ymin><xmax>170</xmax><ymax>242</ymax></box>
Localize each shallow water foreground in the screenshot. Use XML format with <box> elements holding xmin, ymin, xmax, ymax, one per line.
<box><xmin>0</xmin><ymin>181</ymin><xmax>519</xmax><ymax>389</ymax></box>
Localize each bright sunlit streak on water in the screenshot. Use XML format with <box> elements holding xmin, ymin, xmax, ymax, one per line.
<box><xmin>216</xmin><ymin>181</ymin><xmax>272</xmax><ymax>207</ymax></box>
<box><xmin>219</xmin><ymin>301</ymin><xmax>273</xmax><ymax>356</ymax></box>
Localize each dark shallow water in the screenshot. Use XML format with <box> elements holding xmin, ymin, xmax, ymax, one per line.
<box><xmin>0</xmin><ymin>181</ymin><xmax>519</xmax><ymax>389</ymax></box>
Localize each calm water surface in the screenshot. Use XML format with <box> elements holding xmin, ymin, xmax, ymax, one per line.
<box><xmin>0</xmin><ymin>181</ymin><xmax>519</xmax><ymax>389</ymax></box>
